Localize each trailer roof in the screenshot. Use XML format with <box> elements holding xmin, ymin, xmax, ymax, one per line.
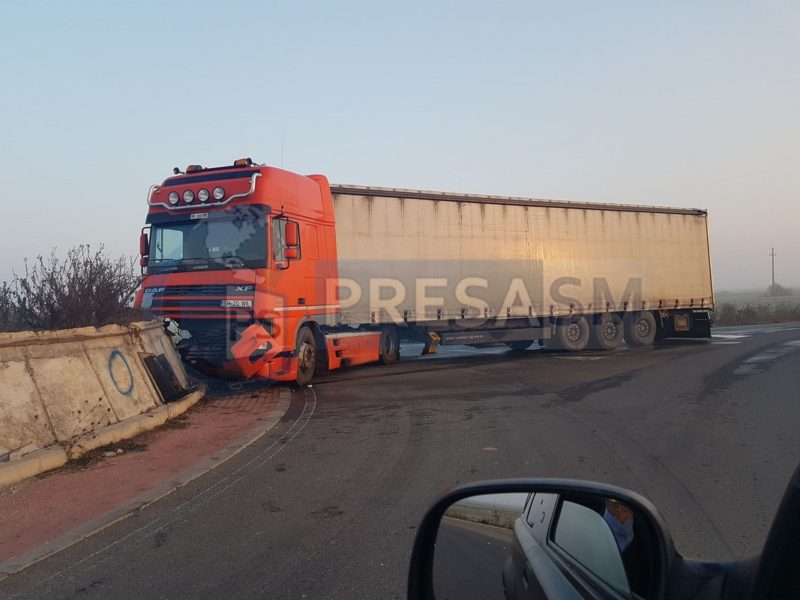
<box><xmin>330</xmin><ymin>184</ymin><xmax>707</xmax><ymax>216</ymax></box>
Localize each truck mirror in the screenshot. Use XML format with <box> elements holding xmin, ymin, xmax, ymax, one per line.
<box><xmin>285</xmin><ymin>247</ymin><xmax>299</xmax><ymax>260</ymax></box>
<box><xmin>139</xmin><ymin>231</ymin><xmax>149</xmax><ymax>257</ymax></box>
<box><xmin>285</xmin><ymin>221</ymin><xmax>299</xmax><ymax>247</ymax></box>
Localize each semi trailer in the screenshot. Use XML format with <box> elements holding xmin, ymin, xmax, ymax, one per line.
<box><xmin>135</xmin><ymin>158</ymin><xmax>714</xmax><ymax>385</ymax></box>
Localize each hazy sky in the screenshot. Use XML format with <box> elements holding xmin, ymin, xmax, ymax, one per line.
<box><xmin>1</xmin><ymin>1</ymin><xmax>797</xmax><ymax>290</ymax></box>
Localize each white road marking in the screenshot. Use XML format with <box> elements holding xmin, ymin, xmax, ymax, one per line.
<box><xmin>711</xmin><ymin>341</ymin><xmax>742</xmax><ymax>345</ymax></box>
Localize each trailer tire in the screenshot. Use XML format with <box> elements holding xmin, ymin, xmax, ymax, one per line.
<box><xmin>590</xmin><ymin>313</ymin><xmax>625</xmax><ymax>350</ymax></box>
<box><xmin>295</xmin><ymin>327</ymin><xmax>318</xmax><ymax>385</ymax></box>
<box><xmin>624</xmin><ymin>311</ymin><xmax>657</xmax><ymax>348</ymax></box>
<box><xmin>378</xmin><ymin>326</ymin><xmax>400</xmax><ymax>364</ymax></box>
<box><xmin>555</xmin><ymin>316</ymin><xmax>590</xmax><ymax>352</ymax></box>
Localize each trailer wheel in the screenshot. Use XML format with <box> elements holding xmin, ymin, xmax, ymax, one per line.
<box><xmin>623</xmin><ymin>311</ymin><xmax>657</xmax><ymax>348</ymax></box>
<box><xmin>555</xmin><ymin>316</ymin><xmax>590</xmax><ymax>351</ymax></box>
<box><xmin>295</xmin><ymin>327</ymin><xmax>317</xmax><ymax>385</ymax></box>
<box><xmin>590</xmin><ymin>313</ymin><xmax>624</xmax><ymax>350</ymax></box>
<box><xmin>378</xmin><ymin>326</ymin><xmax>400</xmax><ymax>364</ymax></box>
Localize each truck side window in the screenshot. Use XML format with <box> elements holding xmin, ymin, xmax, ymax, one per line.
<box><xmin>155</xmin><ymin>227</ymin><xmax>183</xmax><ymax>261</ymax></box>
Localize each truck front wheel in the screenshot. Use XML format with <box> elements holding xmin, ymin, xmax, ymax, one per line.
<box><xmin>555</xmin><ymin>316</ymin><xmax>590</xmax><ymax>351</ymax></box>
<box><xmin>623</xmin><ymin>311</ymin><xmax>657</xmax><ymax>348</ymax></box>
<box><xmin>295</xmin><ymin>327</ymin><xmax>318</xmax><ymax>385</ymax></box>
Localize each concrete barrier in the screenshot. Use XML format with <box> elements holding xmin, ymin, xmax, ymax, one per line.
<box><xmin>444</xmin><ymin>499</ymin><xmax>524</xmax><ymax>530</ymax></box>
<box><xmin>0</xmin><ymin>321</ymin><xmax>199</xmax><ymax>486</ymax></box>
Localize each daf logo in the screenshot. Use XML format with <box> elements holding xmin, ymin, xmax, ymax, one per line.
<box><xmin>144</xmin><ymin>287</ymin><xmax>165</xmax><ymax>294</ymax></box>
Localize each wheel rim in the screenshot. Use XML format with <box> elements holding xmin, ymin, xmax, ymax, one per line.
<box><xmin>636</xmin><ymin>318</ymin><xmax>651</xmax><ymax>338</ymax></box>
<box><xmin>566</xmin><ymin>322</ymin><xmax>582</xmax><ymax>342</ymax></box>
<box><xmin>298</xmin><ymin>341</ymin><xmax>315</xmax><ymax>373</ymax></box>
<box><xmin>602</xmin><ymin>320</ymin><xmax>618</xmax><ymax>341</ymax></box>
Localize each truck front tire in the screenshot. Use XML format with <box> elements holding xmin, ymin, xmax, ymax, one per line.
<box><xmin>295</xmin><ymin>327</ymin><xmax>318</xmax><ymax>385</ymax></box>
<box><xmin>624</xmin><ymin>311</ymin><xmax>657</xmax><ymax>348</ymax></box>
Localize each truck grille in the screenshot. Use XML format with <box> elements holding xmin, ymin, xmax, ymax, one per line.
<box><xmin>143</xmin><ymin>284</ymin><xmax>255</xmax><ymax>319</ymax></box>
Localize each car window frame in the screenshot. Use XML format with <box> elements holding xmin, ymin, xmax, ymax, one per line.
<box><xmin>543</xmin><ymin>496</ymin><xmax>634</xmax><ymax>600</ymax></box>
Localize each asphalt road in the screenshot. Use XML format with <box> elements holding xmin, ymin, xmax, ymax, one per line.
<box><xmin>433</xmin><ymin>517</ymin><xmax>511</xmax><ymax>600</ymax></box>
<box><xmin>2</xmin><ymin>323</ymin><xmax>799</xmax><ymax>599</ymax></box>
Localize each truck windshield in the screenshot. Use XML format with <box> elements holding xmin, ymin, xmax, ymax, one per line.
<box><xmin>147</xmin><ymin>209</ymin><xmax>267</xmax><ymax>273</ymax></box>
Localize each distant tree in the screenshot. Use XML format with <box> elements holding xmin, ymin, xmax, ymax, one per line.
<box><xmin>1</xmin><ymin>245</ymin><xmax>141</xmax><ymax>331</ymax></box>
<box><xmin>766</xmin><ymin>283</ymin><xmax>793</xmax><ymax>297</ymax></box>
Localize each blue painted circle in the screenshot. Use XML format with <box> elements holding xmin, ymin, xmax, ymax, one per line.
<box><xmin>108</xmin><ymin>349</ymin><xmax>134</xmax><ymax>396</ymax></box>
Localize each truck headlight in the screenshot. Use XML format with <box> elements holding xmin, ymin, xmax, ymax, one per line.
<box><xmin>198</xmin><ymin>188</ymin><xmax>210</xmax><ymax>202</ymax></box>
<box><xmin>213</xmin><ymin>186</ymin><xmax>225</xmax><ymax>200</ymax></box>
<box><xmin>168</xmin><ymin>191</ymin><xmax>179</xmax><ymax>205</ymax></box>
<box><xmin>183</xmin><ymin>190</ymin><xmax>194</xmax><ymax>203</ymax></box>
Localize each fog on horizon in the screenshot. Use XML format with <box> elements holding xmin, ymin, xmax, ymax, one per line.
<box><xmin>1</xmin><ymin>2</ymin><xmax>797</xmax><ymax>292</ymax></box>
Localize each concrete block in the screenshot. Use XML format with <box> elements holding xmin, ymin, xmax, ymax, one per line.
<box><xmin>0</xmin><ymin>361</ymin><xmax>55</xmax><ymax>456</ymax></box>
<box><xmin>82</xmin><ymin>345</ymin><xmax>160</xmax><ymax>420</ymax></box>
<box><xmin>27</xmin><ymin>355</ymin><xmax>116</xmax><ymax>441</ymax></box>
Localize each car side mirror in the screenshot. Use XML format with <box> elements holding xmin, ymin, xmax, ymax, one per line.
<box><xmin>408</xmin><ymin>479</ymin><xmax>677</xmax><ymax>600</ymax></box>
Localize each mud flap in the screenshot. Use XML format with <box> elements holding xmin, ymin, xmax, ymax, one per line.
<box><xmin>230</xmin><ymin>324</ymin><xmax>278</xmax><ymax>379</ymax></box>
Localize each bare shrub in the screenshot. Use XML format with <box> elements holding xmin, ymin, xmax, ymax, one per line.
<box><xmin>2</xmin><ymin>245</ymin><xmax>141</xmax><ymax>331</ymax></box>
<box><xmin>0</xmin><ymin>282</ymin><xmax>15</xmax><ymax>330</ymax></box>
<box><xmin>715</xmin><ymin>303</ymin><xmax>738</xmax><ymax>325</ymax></box>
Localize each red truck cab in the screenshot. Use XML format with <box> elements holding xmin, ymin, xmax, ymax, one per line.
<box><xmin>135</xmin><ymin>159</ymin><xmax>379</xmax><ymax>384</ymax></box>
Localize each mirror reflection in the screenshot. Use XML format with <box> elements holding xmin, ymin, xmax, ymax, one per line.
<box><xmin>433</xmin><ymin>492</ymin><xmax>655</xmax><ymax>600</ymax></box>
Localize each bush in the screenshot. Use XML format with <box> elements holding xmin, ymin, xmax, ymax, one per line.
<box><xmin>0</xmin><ymin>282</ymin><xmax>14</xmax><ymax>330</ymax></box>
<box><xmin>712</xmin><ymin>302</ymin><xmax>800</xmax><ymax>326</ymax></box>
<box><xmin>1</xmin><ymin>245</ymin><xmax>141</xmax><ymax>331</ymax></box>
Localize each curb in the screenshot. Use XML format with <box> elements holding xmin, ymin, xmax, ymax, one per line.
<box><xmin>0</xmin><ymin>388</ymin><xmax>206</xmax><ymax>490</ymax></box>
<box><xmin>0</xmin><ymin>447</ymin><xmax>68</xmax><ymax>490</ymax></box>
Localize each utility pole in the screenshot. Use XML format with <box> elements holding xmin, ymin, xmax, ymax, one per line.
<box><xmin>770</xmin><ymin>247</ymin><xmax>777</xmax><ymax>289</ymax></box>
